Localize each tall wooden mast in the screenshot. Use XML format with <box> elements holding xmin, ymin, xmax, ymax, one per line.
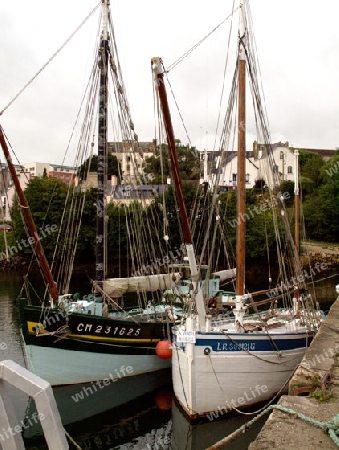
<box><xmin>0</xmin><ymin>126</ymin><xmax>59</xmax><ymax>303</ymax></box>
<box><xmin>236</xmin><ymin>0</ymin><xmax>246</xmax><ymax>298</ymax></box>
<box><xmin>294</xmin><ymin>149</ymin><xmax>300</xmax><ymax>254</ymax></box>
<box><xmin>233</xmin><ymin>0</ymin><xmax>247</xmax><ymax>328</ymax></box>
<box><xmin>151</xmin><ymin>57</ymin><xmax>206</xmax><ymax>327</ymax></box>
<box><xmin>151</xmin><ymin>59</ymin><xmax>192</xmax><ymax>247</ymax></box>
<box><xmin>96</xmin><ymin>0</ymin><xmax>109</xmax><ymax>285</ymax></box>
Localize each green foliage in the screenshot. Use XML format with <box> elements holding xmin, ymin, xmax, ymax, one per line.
<box><xmin>143</xmin><ymin>142</ymin><xmax>201</xmax><ymax>183</ymax></box>
<box><xmin>299</xmin><ymin>150</ymin><xmax>325</xmax><ymax>195</ymax></box>
<box><xmin>218</xmin><ymin>189</ymin><xmax>279</xmax><ymax>259</ymax></box>
<box><xmin>106</xmin><ymin>202</ymin><xmax>129</xmax><ymax>262</ymax></box>
<box><xmin>302</xmin><ymin>154</ymin><xmax>339</xmax><ymax>242</ymax></box>
<box><xmin>8</xmin><ymin>150</ymin><xmax>338</xmax><ymax>268</ymax></box>
<box><xmin>74</xmin><ymin>188</ymin><xmax>97</xmax><ymax>262</ymax></box>
<box><xmin>11</xmin><ymin>177</ymin><xmax>69</xmax><ymax>257</ymax></box>
<box><xmin>307</xmin><ymin>374</ymin><xmax>334</xmax><ymax>403</ymax></box>
<box><xmin>278</xmin><ymin>180</ymin><xmax>294</xmax><ymax>206</ymax></box>
<box><xmin>0</xmin><ymin>227</ymin><xmax>18</xmax><ymax>259</ymax></box>
<box><xmin>308</xmin><ymin>388</ymin><xmax>334</xmax><ymax>403</ymax></box>
<box><xmin>77</xmin><ymin>154</ymin><xmax>120</xmax><ymax>181</ymax></box>
<box><xmin>150</xmin><ymin>182</ymin><xmax>200</xmax><ymax>249</ymax></box>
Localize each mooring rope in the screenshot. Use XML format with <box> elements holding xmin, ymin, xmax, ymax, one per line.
<box><xmin>206</xmin><ymin>405</ymin><xmax>339</xmax><ymax>449</ymax></box>
<box><xmin>64</xmin><ymin>429</ymin><xmax>82</xmax><ymax>449</ymax></box>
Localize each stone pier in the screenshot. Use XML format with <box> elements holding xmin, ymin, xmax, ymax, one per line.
<box><xmin>249</xmin><ymin>295</ymin><xmax>339</xmax><ymax>450</ymax></box>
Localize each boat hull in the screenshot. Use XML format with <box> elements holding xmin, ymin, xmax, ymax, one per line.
<box><xmin>19</xmin><ymin>300</ymin><xmax>172</xmax><ymax>385</ymax></box>
<box><xmin>23</xmin><ymin>342</ymin><xmax>170</xmax><ymax>386</ymax></box>
<box><xmin>172</xmin><ymin>329</ymin><xmax>313</xmax><ymax>419</ymax></box>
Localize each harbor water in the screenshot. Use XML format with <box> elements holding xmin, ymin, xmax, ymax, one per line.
<box><xmin>0</xmin><ymin>269</ymin><xmax>338</xmax><ymax>449</ymax></box>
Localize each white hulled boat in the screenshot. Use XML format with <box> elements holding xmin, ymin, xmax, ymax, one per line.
<box><xmin>151</xmin><ymin>0</ymin><xmax>324</xmax><ymax>419</ymax></box>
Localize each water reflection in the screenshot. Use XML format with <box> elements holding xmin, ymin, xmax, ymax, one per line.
<box><xmin>21</xmin><ymin>375</ymin><xmax>268</xmax><ymax>450</ymax></box>
<box><xmin>23</xmin><ymin>370</ymin><xmax>173</xmax><ymax>449</ymax></box>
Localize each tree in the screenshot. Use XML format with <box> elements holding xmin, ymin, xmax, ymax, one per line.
<box><xmin>106</xmin><ymin>202</ymin><xmax>129</xmax><ymax>263</ymax></box>
<box><xmin>278</xmin><ymin>180</ymin><xmax>294</xmax><ymax>207</ymax></box>
<box><xmin>74</xmin><ymin>187</ymin><xmax>97</xmax><ymax>262</ymax></box>
<box><xmin>143</xmin><ymin>142</ymin><xmax>201</xmax><ymax>183</ymax></box>
<box><xmin>11</xmin><ymin>177</ymin><xmax>69</xmax><ymax>257</ymax></box>
<box><xmin>149</xmin><ymin>183</ymin><xmax>200</xmax><ymax>249</ymax></box>
<box><xmin>299</xmin><ymin>150</ymin><xmax>325</xmax><ymax>196</ymax></box>
<box><xmin>302</xmin><ymin>154</ymin><xmax>339</xmax><ymax>242</ymax></box>
<box><xmin>77</xmin><ymin>154</ymin><xmax>121</xmax><ymax>181</ymax></box>
<box><xmin>218</xmin><ymin>188</ymin><xmax>281</xmax><ymax>259</ymax></box>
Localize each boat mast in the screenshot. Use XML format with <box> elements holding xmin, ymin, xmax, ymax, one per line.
<box><xmin>234</xmin><ymin>0</ymin><xmax>246</xmax><ymax>327</ymax></box>
<box><xmin>294</xmin><ymin>149</ymin><xmax>300</xmax><ymax>254</ymax></box>
<box><xmin>96</xmin><ymin>0</ymin><xmax>109</xmax><ymax>285</ymax></box>
<box><xmin>236</xmin><ymin>0</ymin><xmax>246</xmax><ymax>296</ymax></box>
<box><xmin>0</xmin><ymin>126</ymin><xmax>59</xmax><ymax>303</ymax></box>
<box><xmin>152</xmin><ymin>59</ymin><xmax>192</xmax><ymax>246</ymax></box>
<box><xmin>151</xmin><ymin>57</ymin><xmax>206</xmax><ymax>327</ymax></box>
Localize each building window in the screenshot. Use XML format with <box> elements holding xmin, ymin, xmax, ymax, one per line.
<box><xmin>245</xmin><ymin>173</ymin><xmax>250</xmax><ymax>183</ymax></box>
<box><xmin>280</xmin><ymin>151</ymin><xmax>284</xmax><ymax>160</ymax></box>
<box><xmin>287</xmin><ymin>166</ymin><xmax>293</xmax><ymax>174</ymax></box>
<box><xmin>273</xmin><ymin>165</ymin><xmax>279</xmax><ymax>173</ymax></box>
<box><xmin>232</xmin><ymin>173</ymin><xmax>237</xmax><ymax>185</ymax></box>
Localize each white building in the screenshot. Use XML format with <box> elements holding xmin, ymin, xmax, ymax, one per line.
<box><xmin>108</xmin><ymin>141</ymin><xmax>155</xmax><ymax>184</ymax></box>
<box><xmin>255</xmin><ymin>141</ymin><xmax>295</xmax><ymax>187</ymax></box>
<box><xmin>216</xmin><ymin>151</ymin><xmax>259</xmax><ymax>189</ymax></box>
<box><xmin>215</xmin><ymin>142</ymin><xmax>296</xmax><ymax>190</ymax></box>
<box><xmin>22</xmin><ymin>162</ymin><xmax>50</xmax><ymax>177</ymax></box>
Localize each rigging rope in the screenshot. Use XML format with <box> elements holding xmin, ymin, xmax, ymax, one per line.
<box><xmin>0</xmin><ymin>2</ymin><xmax>101</xmax><ymax>116</ymax></box>
<box><xmin>167</xmin><ymin>6</ymin><xmax>240</xmax><ymax>72</ymax></box>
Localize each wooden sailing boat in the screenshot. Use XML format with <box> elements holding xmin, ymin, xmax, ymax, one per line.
<box><xmin>0</xmin><ymin>0</ymin><xmax>189</xmax><ymax>386</ymax></box>
<box><xmin>152</xmin><ymin>0</ymin><xmax>324</xmax><ymax>419</ymax></box>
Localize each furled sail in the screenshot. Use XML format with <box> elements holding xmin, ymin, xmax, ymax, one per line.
<box><xmin>212</xmin><ymin>268</ymin><xmax>236</xmax><ymax>282</ymax></box>
<box><xmin>103</xmin><ymin>273</ymin><xmax>181</xmax><ymax>297</ymax></box>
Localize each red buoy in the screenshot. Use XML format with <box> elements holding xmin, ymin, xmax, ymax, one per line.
<box><xmin>155</xmin><ymin>338</ymin><xmax>172</xmax><ymax>360</ymax></box>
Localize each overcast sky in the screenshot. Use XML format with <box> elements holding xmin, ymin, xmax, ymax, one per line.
<box><xmin>0</xmin><ymin>0</ymin><xmax>338</xmax><ymax>165</ymax></box>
